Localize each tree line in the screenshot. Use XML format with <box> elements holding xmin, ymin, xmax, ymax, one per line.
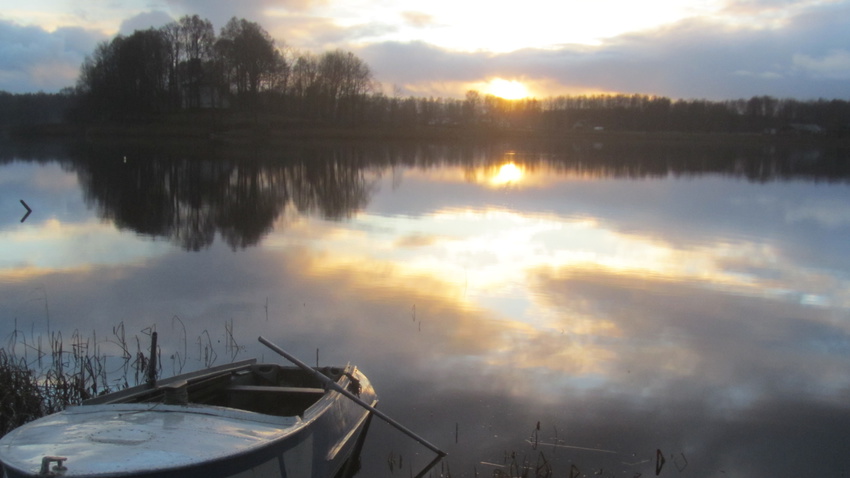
<box><xmin>1</xmin><ymin>13</ymin><xmax>849</xmax><ymax>136</ymax></box>
<box><xmin>73</xmin><ymin>15</ymin><xmax>374</xmax><ymax>124</ymax></box>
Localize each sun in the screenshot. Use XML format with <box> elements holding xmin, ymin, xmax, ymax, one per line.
<box><xmin>485</xmin><ymin>79</ymin><xmax>529</xmax><ymax>100</ymax></box>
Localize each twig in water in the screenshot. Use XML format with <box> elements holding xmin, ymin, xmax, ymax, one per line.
<box><xmin>524</xmin><ymin>440</ymin><xmax>618</xmax><ymax>454</ymax></box>
<box><xmin>111</xmin><ymin>322</ymin><xmax>131</xmax><ymax>359</ymax></box>
<box><xmin>171</xmin><ymin>315</ymin><xmax>187</xmax><ymax>374</ymax></box>
<box><xmin>535</xmin><ymin>451</ymin><xmax>552</xmax><ymax>477</ymax></box>
<box><xmin>655</xmin><ymin>449</ymin><xmax>665</xmax><ymax>476</ymax></box>
<box><xmin>673</xmin><ymin>452</ymin><xmax>688</xmax><ymax>472</ymax></box>
<box><xmin>225</xmin><ymin>318</ymin><xmax>241</xmax><ymax>361</ymax></box>
<box><xmin>387</xmin><ymin>451</ymin><xmax>396</xmax><ymax>472</ymax></box>
<box><xmin>197</xmin><ymin>330</ymin><xmax>217</xmax><ymax>368</ymax></box>
<box><xmin>531</xmin><ymin>421</ymin><xmax>540</xmax><ymax>449</ymax></box>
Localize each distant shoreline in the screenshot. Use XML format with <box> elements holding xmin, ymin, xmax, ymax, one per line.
<box><xmin>5</xmin><ymin>111</ymin><xmax>848</xmax><ymax>147</ymax></box>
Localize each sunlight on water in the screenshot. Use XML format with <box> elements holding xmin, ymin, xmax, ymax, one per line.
<box><xmin>489</xmin><ymin>162</ymin><xmax>524</xmax><ymax>186</ymax></box>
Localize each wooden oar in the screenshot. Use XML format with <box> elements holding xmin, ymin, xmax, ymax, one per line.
<box><xmin>258</xmin><ymin>336</ymin><xmax>447</xmax><ymax>457</ymax></box>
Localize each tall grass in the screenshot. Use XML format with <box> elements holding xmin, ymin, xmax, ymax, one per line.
<box><xmin>0</xmin><ymin>349</ymin><xmax>46</xmax><ymax>437</ymax></box>
<box><xmin>1</xmin><ymin>319</ymin><xmax>244</xmax><ymax>439</ymax></box>
<box><xmin>0</xmin><ymin>347</ymin><xmax>96</xmax><ymax>437</ymax></box>
<box><xmin>0</xmin><ymin>326</ymin><xmax>129</xmax><ymax>438</ymax></box>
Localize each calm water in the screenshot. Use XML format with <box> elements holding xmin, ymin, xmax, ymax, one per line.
<box><xmin>2</xmin><ymin>137</ymin><xmax>850</xmax><ymax>477</ymax></box>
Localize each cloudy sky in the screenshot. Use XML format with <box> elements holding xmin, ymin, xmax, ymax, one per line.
<box><xmin>1</xmin><ymin>0</ymin><xmax>849</xmax><ymax>100</ymax></box>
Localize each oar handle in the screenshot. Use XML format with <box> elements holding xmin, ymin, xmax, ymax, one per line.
<box><xmin>258</xmin><ymin>336</ymin><xmax>447</xmax><ymax>457</ymax></box>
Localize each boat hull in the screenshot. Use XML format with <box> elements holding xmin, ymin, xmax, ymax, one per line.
<box><xmin>0</xmin><ymin>363</ymin><xmax>376</xmax><ymax>478</ymax></box>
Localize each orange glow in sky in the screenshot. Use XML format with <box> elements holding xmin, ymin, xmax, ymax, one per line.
<box><xmin>485</xmin><ymin>79</ymin><xmax>530</xmax><ymax>100</ymax></box>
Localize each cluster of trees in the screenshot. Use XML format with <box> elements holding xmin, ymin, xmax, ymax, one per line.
<box><xmin>75</xmin><ymin>15</ymin><xmax>375</xmax><ymax>123</ymax></box>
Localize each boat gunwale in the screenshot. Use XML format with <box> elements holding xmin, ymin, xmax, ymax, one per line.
<box><xmin>82</xmin><ymin>359</ymin><xmax>258</xmax><ymax>406</ymax></box>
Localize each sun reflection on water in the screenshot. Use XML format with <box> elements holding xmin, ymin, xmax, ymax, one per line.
<box><xmin>490</xmin><ymin>162</ymin><xmax>524</xmax><ymax>186</ymax></box>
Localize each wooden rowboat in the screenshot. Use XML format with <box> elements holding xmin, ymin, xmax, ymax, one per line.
<box><xmin>0</xmin><ymin>358</ymin><xmax>377</xmax><ymax>478</ymax></box>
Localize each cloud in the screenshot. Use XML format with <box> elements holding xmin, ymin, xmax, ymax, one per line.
<box><xmin>358</xmin><ymin>41</ymin><xmax>489</xmax><ymax>87</ymax></box>
<box><xmin>400</xmin><ymin>11</ymin><xmax>436</xmax><ymax>28</ymax></box>
<box><xmin>167</xmin><ymin>0</ymin><xmax>326</xmax><ymax>14</ymax></box>
<box><xmin>732</xmin><ymin>69</ymin><xmax>785</xmax><ymax>79</ymax></box>
<box><xmin>163</xmin><ymin>0</ymin><xmax>328</xmax><ymax>32</ymax></box>
<box><xmin>358</xmin><ymin>1</ymin><xmax>850</xmax><ymax>99</ymax></box>
<box><xmin>118</xmin><ymin>11</ymin><xmax>176</xmax><ymax>35</ymax></box>
<box><xmin>163</xmin><ymin>0</ymin><xmax>270</xmax><ymax>30</ymax></box>
<box><xmin>793</xmin><ymin>49</ymin><xmax>850</xmax><ymax>79</ymax></box>
<box><xmin>0</xmin><ymin>20</ymin><xmax>104</xmax><ymax>93</ymax></box>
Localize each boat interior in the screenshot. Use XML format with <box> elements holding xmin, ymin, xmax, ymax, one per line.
<box><xmin>84</xmin><ymin>360</ymin><xmax>348</xmax><ymax>418</ymax></box>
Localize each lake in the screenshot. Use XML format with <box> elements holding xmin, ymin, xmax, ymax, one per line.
<box><xmin>2</xmin><ymin>136</ymin><xmax>850</xmax><ymax>477</ymax></box>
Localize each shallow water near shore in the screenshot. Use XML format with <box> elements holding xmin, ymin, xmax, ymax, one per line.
<box><xmin>2</xmin><ymin>137</ymin><xmax>850</xmax><ymax>477</ymax></box>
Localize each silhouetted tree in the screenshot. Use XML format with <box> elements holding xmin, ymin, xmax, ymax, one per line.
<box><xmin>118</xmin><ymin>29</ymin><xmax>170</xmax><ymax>115</ymax></box>
<box><xmin>215</xmin><ymin>18</ymin><xmax>281</xmax><ymax>109</ymax></box>
<box><xmin>316</xmin><ymin>50</ymin><xmax>374</xmax><ymax>123</ymax></box>
<box><xmin>159</xmin><ymin>21</ymin><xmax>182</xmax><ymax>109</ymax></box>
<box><xmin>76</xmin><ymin>29</ymin><xmax>170</xmax><ymax>119</ymax></box>
<box><xmin>179</xmin><ymin>15</ymin><xmax>216</xmax><ymax>108</ymax></box>
<box><xmin>463</xmin><ymin>90</ymin><xmax>481</xmax><ymax>125</ymax></box>
<box><xmin>289</xmin><ymin>52</ymin><xmax>321</xmax><ymax>119</ymax></box>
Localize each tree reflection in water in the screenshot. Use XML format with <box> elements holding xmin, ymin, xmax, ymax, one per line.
<box><xmin>69</xmin><ymin>143</ymin><xmax>374</xmax><ymax>250</ymax></box>
<box><xmin>6</xmin><ymin>136</ymin><xmax>839</xmax><ymax>251</ymax></box>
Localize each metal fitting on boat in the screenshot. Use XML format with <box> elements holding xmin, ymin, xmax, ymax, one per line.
<box><xmin>161</xmin><ymin>380</ymin><xmax>189</xmax><ymax>405</ymax></box>
<box><xmin>39</xmin><ymin>456</ymin><xmax>67</xmax><ymax>476</ymax></box>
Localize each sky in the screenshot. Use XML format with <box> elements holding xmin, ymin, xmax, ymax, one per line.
<box><xmin>1</xmin><ymin>0</ymin><xmax>849</xmax><ymax>100</ymax></box>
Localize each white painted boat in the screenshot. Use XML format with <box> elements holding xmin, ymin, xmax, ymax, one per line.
<box><xmin>0</xmin><ymin>359</ymin><xmax>377</xmax><ymax>478</ymax></box>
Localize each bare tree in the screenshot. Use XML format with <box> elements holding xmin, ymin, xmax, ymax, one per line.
<box><xmin>289</xmin><ymin>52</ymin><xmax>321</xmax><ymax>118</ymax></box>
<box><xmin>216</xmin><ymin>17</ymin><xmax>279</xmax><ymax>108</ymax></box>
<box><xmin>159</xmin><ymin>22</ymin><xmax>182</xmax><ymax>109</ymax></box>
<box><xmin>317</xmin><ymin>50</ymin><xmax>374</xmax><ymax>123</ymax></box>
<box><xmin>179</xmin><ymin>15</ymin><xmax>215</xmax><ymax>108</ymax></box>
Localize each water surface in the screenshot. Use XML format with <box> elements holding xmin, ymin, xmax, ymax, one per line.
<box><xmin>2</xmin><ymin>138</ymin><xmax>850</xmax><ymax>477</ymax></box>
